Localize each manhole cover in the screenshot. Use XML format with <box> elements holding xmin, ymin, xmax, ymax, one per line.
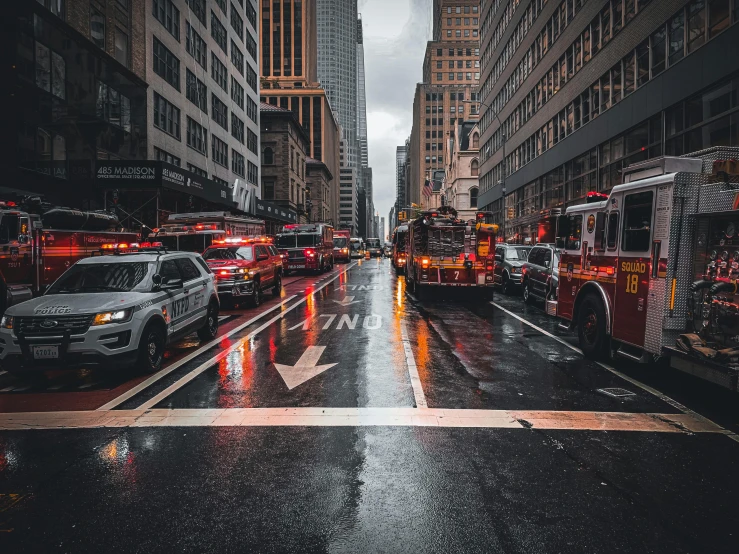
<box><xmin>597</xmin><ymin>387</ymin><xmax>636</xmax><ymax>398</ymax></box>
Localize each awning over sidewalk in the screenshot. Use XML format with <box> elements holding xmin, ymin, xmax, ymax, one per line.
<box><xmin>95</xmin><ymin>161</ymin><xmax>235</xmax><ymax>207</ymax></box>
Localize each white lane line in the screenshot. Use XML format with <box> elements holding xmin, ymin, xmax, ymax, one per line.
<box><xmin>401</xmin><ymin>321</ymin><xmax>428</xmax><ymax>409</ymax></box>
<box><xmin>491</xmin><ymin>301</ymin><xmax>739</xmax><ymax>443</ymax></box>
<box><xmin>96</xmin><ymin>295</ymin><xmax>297</xmax><ymax>411</ymax></box>
<box><xmin>0</xmin><ymin>371</ymin><xmax>7</xmax><ymax>377</ymax></box>
<box><xmin>0</xmin><ymin>408</ymin><xmax>727</xmax><ymax>433</ymax></box>
<box><xmin>134</xmin><ymin>262</ymin><xmax>358</xmax><ymax>410</ymax></box>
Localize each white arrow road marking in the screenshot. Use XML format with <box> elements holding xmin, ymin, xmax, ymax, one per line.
<box><xmin>333</xmin><ymin>296</ymin><xmax>360</xmax><ymax>306</ymax></box>
<box><xmin>274</xmin><ymin>346</ymin><xmax>337</xmax><ymax>390</ymax></box>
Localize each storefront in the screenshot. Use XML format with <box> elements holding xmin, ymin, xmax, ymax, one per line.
<box><xmin>255</xmin><ymin>199</ymin><xmax>298</xmax><ymax>234</ymax></box>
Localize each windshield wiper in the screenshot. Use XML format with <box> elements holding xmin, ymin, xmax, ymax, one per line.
<box><xmin>79</xmin><ymin>286</ymin><xmax>129</xmax><ymax>292</ymax></box>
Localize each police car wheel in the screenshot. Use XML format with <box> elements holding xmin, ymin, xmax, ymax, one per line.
<box><xmin>197</xmin><ymin>302</ymin><xmax>219</xmax><ymax>341</ymax></box>
<box><xmin>272</xmin><ymin>274</ymin><xmax>282</xmax><ymax>297</ymax></box>
<box><xmin>137</xmin><ymin>324</ymin><xmax>165</xmax><ymax>374</ymax></box>
<box><xmin>578</xmin><ymin>295</ymin><xmax>608</xmax><ymax>359</ymax></box>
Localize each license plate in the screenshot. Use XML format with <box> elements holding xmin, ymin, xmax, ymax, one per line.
<box><xmin>288</xmin><ymin>264</ymin><xmax>305</xmax><ymax>269</ymax></box>
<box><xmin>32</xmin><ymin>345</ymin><xmax>59</xmax><ymax>360</ymax></box>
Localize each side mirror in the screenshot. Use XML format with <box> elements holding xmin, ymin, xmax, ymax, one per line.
<box><xmin>494</xmin><ymin>254</ymin><xmax>502</xmax><ymax>262</ymax></box>
<box><xmin>152</xmin><ymin>274</ymin><xmax>162</xmax><ymax>290</ymax></box>
<box><xmin>545</xmin><ymin>260</ymin><xmax>550</xmax><ymax>268</ymax></box>
<box><xmin>257</xmin><ymin>254</ymin><xmax>269</xmax><ymax>261</ymax></box>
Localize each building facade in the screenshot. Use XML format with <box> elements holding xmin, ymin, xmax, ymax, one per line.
<box><xmin>408</xmin><ymin>0</ymin><xmax>482</xmax><ymax>209</ymax></box>
<box><xmin>357</xmin><ymin>14</ymin><xmax>369</xmax><ymax>169</ymax></box>
<box><xmin>444</xmin><ymin>121</ymin><xmax>481</xmax><ymax>221</ymax></box>
<box><xmin>260</xmin><ymin>102</ymin><xmax>310</xmax><ymax>227</ymax></box>
<box><xmin>306</xmin><ymin>157</ymin><xmax>332</xmax><ymax>223</ymax></box>
<box><xmin>396</xmin><ymin>145</ymin><xmax>407</xmax><ymax>213</ymax></box>
<box><xmin>478</xmin><ymin>0</ymin><xmax>739</xmax><ymax>243</ymax></box>
<box><xmin>145</xmin><ymin>0</ymin><xmax>261</xmax><ymax>220</ymax></box>
<box><xmin>339</xmin><ymin>166</ymin><xmax>358</xmax><ymax>233</ymax></box>
<box><xmin>260</xmin><ymin>0</ymin><xmax>341</xmax><ymax>225</ymax></box>
<box><xmin>1</xmin><ymin>0</ymin><xmax>148</xmax><ymax>212</ymax></box>
<box><xmin>317</xmin><ymin>0</ymin><xmax>359</xmax><ymax>170</ymax></box>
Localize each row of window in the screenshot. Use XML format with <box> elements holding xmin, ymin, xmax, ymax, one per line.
<box><xmin>446</xmin><ymin>5</ymin><xmax>478</xmax><ymax>14</ymax></box>
<box><xmin>445</xmin><ymin>17</ymin><xmax>479</xmax><ymax>26</ymax></box>
<box><xmin>482</xmin><ymin>0</ymin><xmax>526</xmax><ymax>69</ymax></box>
<box><xmin>482</xmin><ymin>0</ymin><xmax>737</xmax><ymax>191</ymax></box>
<box><xmin>435</xmin><ymin>47</ymin><xmax>480</xmax><ymax>58</ymax></box>
<box><xmin>445</xmin><ymin>29</ymin><xmax>479</xmax><ymax>38</ymax></box>
<box><xmin>436</xmin><ymin>72</ymin><xmax>479</xmax><ymax>82</ymax></box>
<box><xmin>437</xmin><ymin>60</ymin><xmax>480</xmax><ymax>69</ymax></box>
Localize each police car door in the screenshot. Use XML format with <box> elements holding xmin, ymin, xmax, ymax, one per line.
<box><xmin>173</xmin><ymin>257</ymin><xmax>208</xmax><ymax>333</ymax></box>
<box><xmin>612</xmin><ymin>188</ymin><xmax>655</xmax><ymax>347</ymax></box>
<box><xmin>158</xmin><ymin>259</ymin><xmax>189</xmax><ymax>337</ymax></box>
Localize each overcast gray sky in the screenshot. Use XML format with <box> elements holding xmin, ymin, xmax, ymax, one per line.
<box><xmin>358</xmin><ymin>0</ymin><xmax>431</xmax><ymax>233</ymax></box>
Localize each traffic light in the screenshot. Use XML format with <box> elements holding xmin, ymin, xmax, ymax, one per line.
<box><xmin>399</xmin><ymin>211</ymin><xmax>406</xmax><ymax>221</ymax></box>
<box><xmin>506</xmin><ymin>207</ymin><xmax>514</xmax><ymax>220</ymax></box>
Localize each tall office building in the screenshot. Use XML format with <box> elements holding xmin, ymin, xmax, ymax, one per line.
<box><xmin>408</xmin><ymin>0</ymin><xmax>482</xmax><ymax>208</ymax></box>
<box><xmin>396</xmin><ymin>145</ymin><xmax>407</xmax><ymax>214</ymax></box>
<box><xmin>317</xmin><ymin>0</ymin><xmax>359</xmax><ymax>170</ymax></box>
<box><xmin>146</xmin><ymin>0</ymin><xmax>261</xmax><ymax>217</ymax></box>
<box><xmin>260</xmin><ymin>0</ymin><xmax>341</xmax><ymax>224</ymax></box>
<box><xmin>357</xmin><ymin>15</ymin><xmax>369</xmax><ymax>169</ymax></box>
<box><xmin>478</xmin><ymin>0</ymin><xmax>739</xmax><ymax>243</ymax></box>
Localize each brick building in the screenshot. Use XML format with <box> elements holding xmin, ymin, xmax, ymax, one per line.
<box><xmin>260</xmin><ymin>102</ymin><xmax>310</xmax><ymax>226</ymax></box>
<box><xmin>478</xmin><ymin>0</ymin><xmax>739</xmax><ymax>243</ymax></box>
<box><xmin>408</xmin><ymin>0</ymin><xmax>482</xmax><ymax>209</ymax></box>
<box><xmin>306</xmin><ymin>158</ymin><xmax>333</xmax><ymax>224</ymax></box>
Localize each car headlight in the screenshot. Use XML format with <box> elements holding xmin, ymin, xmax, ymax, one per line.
<box><xmin>0</xmin><ymin>315</ymin><xmax>14</xmax><ymax>329</ymax></box>
<box><xmin>92</xmin><ymin>308</ymin><xmax>133</xmax><ymax>326</ymax></box>
<box><xmin>511</xmin><ymin>267</ymin><xmax>521</xmax><ymax>274</ymax></box>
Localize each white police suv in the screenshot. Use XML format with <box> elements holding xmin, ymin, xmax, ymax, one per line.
<box><xmin>0</xmin><ymin>249</ymin><xmax>219</xmax><ymax>374</ymax></box>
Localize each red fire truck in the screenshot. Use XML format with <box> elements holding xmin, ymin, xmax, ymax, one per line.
<box><xmin>276</xmin><ymin>223</ymin><xmax>334</xmax><ymax>273</ymax></box>
<box><xmin>555</xmin><ymin>147</ymin><xmax>739</xmax><ymax>391</ymax></box>
<box><xmin>0</xmin><ymin>202</ymin><xmax>138</xmax><ymax>315</ymax></box>
<box><xmin>406</xmin><ymin>208</ymin><xmax>498</xmax><ymax>298</ymax></box>
<box><xmin>149</xmin><ymin>212</ymin><xmax>265</xmax><ymax>252</ymax></box>
<box><xmin>333</xmin><ymin>229</ymin><xmax>351</xmax><ymax>263</ymax></box>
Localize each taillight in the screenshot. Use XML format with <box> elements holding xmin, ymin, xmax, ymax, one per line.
<box><xmin>486</xmin><ymin>264</ymin><xmax>493</xmax><ymax>271</ymax></box>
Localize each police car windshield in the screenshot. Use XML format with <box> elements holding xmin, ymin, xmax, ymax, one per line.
<box><xmin>203</xmin><ymin>247</ymin><xmax>254</xmax><ymax>261</ymax></box>
<box><xmin>48</xmin><ymin>262</ymin><xmax>152</xmax><ymax>294</ymax></box>
<box><xmin>334</xmin><ymin>237</ymin><xmax>348</xmax><ymax>248</ymax></box>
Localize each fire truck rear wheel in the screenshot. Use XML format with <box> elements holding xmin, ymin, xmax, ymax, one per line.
<box><xmin>137</xmin><ymin>322</ymin><xmax>166</xmax><ymax>374</ymax></box>
<box><xmin>578</xmin><ymin>295</ymin><xmax>608</xmax><ymax>359</ymax></box>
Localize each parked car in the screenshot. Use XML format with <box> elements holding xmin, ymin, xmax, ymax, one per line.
<box><xmin>493</xmin><ymin>245</ymin><xmax>532</xmax><ymax>294</ymax></box>
<box><xmin>521</xmin><ymin>244</ymin><xmax>560</xmax><ymax>304</ymax></box>
<box><xmin>202</xmin><ymin>237</ymin><xmax>283</xmax><ymax>308</ymax></box>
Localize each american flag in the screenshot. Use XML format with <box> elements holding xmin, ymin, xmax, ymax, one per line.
<box><xmin>422</xmin><ymin>179</ymin><xmax>432</xmax><ymax>198</ymax></box>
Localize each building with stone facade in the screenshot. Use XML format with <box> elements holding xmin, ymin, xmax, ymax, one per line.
<box><xmin>260</xmin><ymin>0</ymin><xmax>341</xmax><ymax>226</ymax></box>
<box><xmin>408</xmin><ymin>0</ymin><xmax>482</xmax><ymax>209</ymax></box>
<box><xmin>444</xmin><ymin>121</ymin><xmax>480</xmax><ymax>222</ymax></box>
<box><xmin>260</xmin><ymin>102</ymin><xmax>310</xmax><ymax>228</ymax></box>
<box><xmin>306</xmin><ymin>157</ymin><xmax>333</xmax><ymax>223</ymax></box>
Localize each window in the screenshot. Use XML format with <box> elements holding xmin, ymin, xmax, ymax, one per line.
<box><xmin>212</xmin><ymin>93</ymin><xmax>228</xmax><ymax>129</ymax></box>
<box><xmin>186</xmin><ymin>116</ymin><xmax>207</xmax><ymax>154</ymax></box>
<box><xmin>188</xmin><ymin>163</ymin><xmax>207</xmax><ymax>177</ymax></box>
<box><xmin>262</xmin><ymin>147</ymin><xmax>274</xmax><ymax>165</ymax></box>
<box><xmin>215</xmin><ymin>0</ymin><xmax>226</xmax><ymax>13</ymax></box>
<box><xmin>186</xmin><ymin>0</ymin><xmax>206</xmax><ymax>25</ymax></box>
<box><xmin>247</xmin><ymin>128</ymin><xmax>258</xmax><ymax>155</ymax></box>
<box><xmin>153</xmin><ymin>0</ymin><xmax>180</xmax><ymax>40</ymax></box>
<box><xmin>607</xmin><ymin>212</ymin><xmax>619</xmax><ymax>249</ymax></box>
<box><xmin>636</xmin><ymin>40</ymin><xmax>649</xmax><ymax>87</ymax></box>
<box><xmin>470</xmin><ymin>187</ymin><xmax>478</xmax><ymax>208</ymax></box>
<box><xmin>246</xmin><ymin>96</ymin><xmax>257</xmax><ymax>122</ymax></box>
<box><xmin>231</xmin><ymin>40</ymin><xmax>244</xmax><ymax>74</ymax></box>
<box><xmin>231</xmin><ymin>113</ymin><xmax>244</xmax><ymax>143</ymax></box>
<box><xmin>211</xmin><ymin>53</ymin><xmax>227</xmax><ymax>90</ymax></box>
<box><xmin>90</xmin><ymin>6</ymin><xmax>105</xmax><ymax>48</ymax></box>
<box><xmin>687</xmin><ymin>0</ymin><xmax>706</xmax><ymax>53</ymax></box>
<box><xmin>175</xmin><ymin>258</ymin><xmax>202</xmax><ymax>282</ymax></box>
<box><xmin>153</xmin><ymin>92</ymin><xmax>180</xmax><ymax>139</ymax></box>
<box><xmin>248</xmin><ymin>161</ymin><xmax>258</xmax><ymax>185</ymax></box>
<box><xmin>211</xmin><ymin>10</ymin><xmax>227</xmax><ymax>52</ymax></box>
<box><xmin>97</xmin><ymin>81</ymin><xmax>131</xmax><ymax>131</ymax></box>
<box><xmin>232</xmin><ymin>150</ymin><xmax>245</xmax><ymax>176</ymax></box>
<box><xmin>230</xmin><ymin>3</ymin><xmax>243</xmax><ymax>41</ymax></box>
<box><xmin>566</xmin><ymin>215</ymin><xmax>583</xmax><ymax>250</ymax></box>
<box><xmin>212</xmin><ymin>135</ymin><xmax>228</xmax><ymax>167</ymax></box>
<box><xmin>245</xmin><ymin>1</ymin><xmax>256</xmax><ymax>28</ymax></box>
<box><xmin>114</xmin><ymin>28</ymin><xmax>129</xmax><ymax>66</ymax></box>
<box><xmin>186</xmin><ymin>70</ymin><xmax>207</xmax><ymax>113</ymax></box>
<box><xmin>669</xmin><ymin>11</ymin><xmax>685</xmax><ymax>66</ymax></box>
<box><xmin>651</xmin><ymin>26</ymin><xmax>666</xmax><ymax>76</ymax></box>
<box><xmin>471</xmin><ymin>159</ymin><xmax>479</xmax><ymax>176</ymax></box>
<box><xmin>708</xmin><ymin>0</ymin><xmax>730</xmax><ymax>37</ymax></box>
<box><xmin>246</xmin><ymin>29</ymin><xmax>257</xmax><ymax>60</ymax></box>
<box><xmin>186</xmin><ymin>22</ymin><xmax>207</xmax><ymax>69</ymax></box>
<box><xmin>246</xmin><ymin>62</ymin><xmax>257</xmax><ymax>92</ymax></box>
<box><xmin>153</xmin><ymin>37</ymin><xmax>180</xmax><ymax>90</ymax></box>
<box><xmin>231</xmin><ymin>76</ymin><xmax>244</xmax><ymax>109</ymax></box>
<box><xmin>154</xmin><ymin>147</ymin><xmax>180</xmax><ymax>166</ymax></box>
<box><xmin>212</xmin><ymin>175</ymin><xmax>229</xmax><ymax>186</ymax></box>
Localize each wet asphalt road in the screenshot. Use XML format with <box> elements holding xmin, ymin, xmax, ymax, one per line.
<box><xmin>1</xmin><ymin>258</ymin><xmax>739</xmax><ymax>553</ymax></box>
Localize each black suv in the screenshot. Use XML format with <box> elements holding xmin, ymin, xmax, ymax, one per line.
<box><xmin>493</xmin><ymin>245</ymin><xmax>532</xmax><ymax>294</ymax></box>
<box><xmin>521</xmin><ymin>244</ymin><xmax>560</xmax><ymax>304</ymax></box>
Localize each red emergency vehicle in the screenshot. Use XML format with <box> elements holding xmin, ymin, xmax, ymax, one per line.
<box><xmin>333</xmin><ymin>229</ymin><xmax>351</xmax><ymax>263</ymax></box>
<box><xmin>405</xmin><ymin>208</ymin><xmax>498</xmax><ymax>298</ymax></box>
<box><xmin>149</xmin><ymin>212</ymin><xmax>265</xmax><ymax>252</ymax></box>
<box><xmin>555</xmin><ymin>147</ymin><xmax>739</xmax><ymax>391</ymax></box>
<box><xmin>0</xmin><ymin>202</ymin><xmax>138</xmax><ymax>315</ymax></box>
<box><xmin>276</xmin><ymin>223</ymin><xmax>334</xmax><ymax>273</ymax></box>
